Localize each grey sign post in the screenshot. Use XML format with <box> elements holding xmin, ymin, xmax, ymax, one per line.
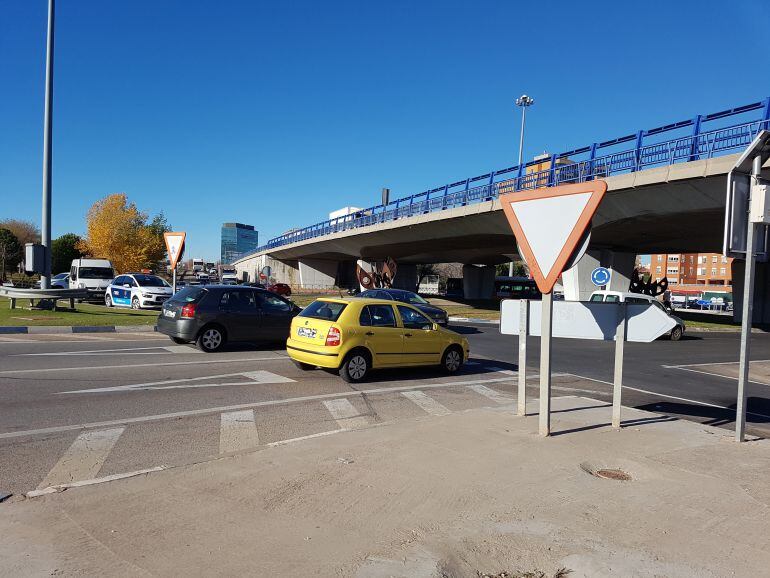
<box><xmin>517</xmin><ymin>299</ymin><xmax>528</xmax><ymax>416</ymax></box>
<box><xmin>538</xmin><ymin>292</ymin><xmax>553</xmax><ymax>436</ymax></box>
<box><xmin>611</xmin><ymin>301</ymin><xmax>627</xmax><ymax>428</ymax></box>
<box><xmin>40</xmin><ymin>0</ymin><xmax>55</xmax><ymax>289</ymax></box>
<box><xmin>724</xmin><ymin>131</ymin><xmax>770</xmax><ymax>442</ymax></box>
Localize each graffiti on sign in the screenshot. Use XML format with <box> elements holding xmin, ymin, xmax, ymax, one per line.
<box><xmin>629</xmin><ymin>268</ymin><xmax>668</xmax><ymax>297</ymax></box>
<box><xmin>357</xmin><ymin>257</ymin><xmax>398</xmax><ymax>289</ymax></box>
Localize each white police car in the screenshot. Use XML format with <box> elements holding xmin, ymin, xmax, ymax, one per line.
<box><xmin>105</xmin><ymin>273</ymin><xmax>173</xmax><ymax>309</ymax></box>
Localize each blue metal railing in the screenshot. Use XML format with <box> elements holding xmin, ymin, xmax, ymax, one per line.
<box><xmin>233</xmin><ymin>98</ymin><xmax>770</xmax><ymax>261</ymax></box>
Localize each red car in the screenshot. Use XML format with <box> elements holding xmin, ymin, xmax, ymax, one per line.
<box><xmin>267</xmin><ymin>283</ymin><xmax>292</xmax><ymax>297</ymax></box>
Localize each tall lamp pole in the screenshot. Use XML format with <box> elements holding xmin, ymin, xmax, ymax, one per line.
<box><xmin>510</xmin><ymin>94</ymin><xmax>535</xmax><ymax>276</ymax></box>
<box><xmin>40</xmin><ymin>0</ymin><xmax>55</xmax><ymax>289</ymax></box>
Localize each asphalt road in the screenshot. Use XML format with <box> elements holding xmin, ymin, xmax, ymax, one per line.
<box><xmin>1</xmin><ymin>325</ymin><xmax>769</xmax><ymax>497</ymax></box>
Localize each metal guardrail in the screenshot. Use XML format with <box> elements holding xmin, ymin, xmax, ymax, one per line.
<box><xmin>231</xmin><ymin>98</ymin><xmax>770</xmax><ymax>261</ymax></box>
<box><xmin>0</xmin><ymin>286</ymin><xmax>89</xmax><ymax>309</ymax></box>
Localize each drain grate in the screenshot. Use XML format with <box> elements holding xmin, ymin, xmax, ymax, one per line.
<box><xmin>580</xmin><ymin>462</ymin><xmax>632</xmax><ymax>481</ymax></box>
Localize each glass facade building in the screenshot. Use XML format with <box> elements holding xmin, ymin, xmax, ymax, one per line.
<box><xmin>221</xmin><ymin>223</ymin><xmax>258</xmax><ymax>264</ymax></box>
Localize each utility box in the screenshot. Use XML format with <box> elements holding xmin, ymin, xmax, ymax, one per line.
<box><xmin>750</xmin><ymin>184</ymin><xmax>770</xmax><ymax>224</ymax></box>
<box><xmin>25</xmin><ymin>243</ymin><xmax>46</xmax><ymax>274</ymax></box>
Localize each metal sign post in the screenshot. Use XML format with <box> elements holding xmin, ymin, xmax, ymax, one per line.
<box><xmin>723</xmin><ymin>131</ymin><xmax>770</xmax><ymax>442</ymax></box>
<box><xmin>517</xmin><ymin>299</ymin><xmax>528</xmax><ymax>416</ymax></box>
<box><xmin>538</xmin><ymin>292</ymin><xmax>553</xmax><ymax>436</ymax></box>
<box><xmin>612</xmin><ymin>301</ymin><xmax>627</xmax><ymax>428</ymax></box>
<box><xmin>736</xmin><ymin>154</ymin><xmax>764</xmax><ymax>442</ymax></box>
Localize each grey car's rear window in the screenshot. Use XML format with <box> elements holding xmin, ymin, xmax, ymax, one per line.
<box><xmin>169</xmin><ymin>287</ymin><xmax>207</xmax><ymax>303</ymax></box>
<box><xmin>299</xmin><ymin>300</ymin><xmax>347</xmax><ymax>321</ymax></box>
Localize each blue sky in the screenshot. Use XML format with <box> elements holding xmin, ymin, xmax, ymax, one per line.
<box><xmin>1</xmin><ymin>0</ymin><xmax>768</xmax><ymax>262</ymax></box>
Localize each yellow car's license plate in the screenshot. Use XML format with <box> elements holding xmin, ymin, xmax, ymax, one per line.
<box><xmin>297</xmin><ymin>327</ymin><xmax>317</xmax><ymax>338</ymax></box>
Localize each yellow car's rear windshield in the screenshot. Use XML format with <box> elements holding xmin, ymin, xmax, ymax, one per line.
<box><xmin>299</xmin><ymin>300</ymin><xmax>347</xmax><ymax>321</ymax></box>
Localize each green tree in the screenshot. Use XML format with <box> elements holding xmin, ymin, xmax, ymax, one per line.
<box><xmin>51</xmin><ymin>233</ymin><xmax>83</xmax><ymax>274</ymax></box>
<box><xmin>0</xmin><ymin>228</ymin><xmax>21</xmax><ymax>281</ymax></box>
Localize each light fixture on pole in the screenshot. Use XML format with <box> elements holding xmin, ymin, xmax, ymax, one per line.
<box><xmin>515</xmin><ymin>94</ymin><xmax>535</xmax><ymax>167</ymax></box>
<box><xmin>510</xmin><ymin>94</ymin><xmax>535</xmax><ymax>277</ymax></box>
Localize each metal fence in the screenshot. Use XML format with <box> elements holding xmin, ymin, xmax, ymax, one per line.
<box><xmin>233</xmin><ymin>98</ymin><xmax>770</xmax><ymax>261</ymax></box>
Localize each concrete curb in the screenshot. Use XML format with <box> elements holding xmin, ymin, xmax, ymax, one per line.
<box><xmin>0</xmin><ymin>325</ymin><xmax>157</xmax><ymax>335</ymax></box>
<box><xmin>448</xmin><ymin>317</ymin><xmax>500</xmax><ymax>325</ymax></box>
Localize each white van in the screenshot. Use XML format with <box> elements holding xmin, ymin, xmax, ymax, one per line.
<box><xmin>69</xmin><ymin>258</ymin><xmax>115</xmax><ymax>301</ymax></box>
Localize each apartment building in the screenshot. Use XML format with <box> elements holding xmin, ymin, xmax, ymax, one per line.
<box><xmin>649</xmin><ymin>253</ymin><xmax>732</xmax><ymax>288</ymax></box>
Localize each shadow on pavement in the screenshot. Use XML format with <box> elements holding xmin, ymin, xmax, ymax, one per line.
<box><xmin>635</xmin><ymin>398</ymin><xmax>770</xmax><ymax>428</ymax></box>
<box><xmin>552</xmin><ymin>414</ymin><xmax>678</xmax><ymax>437</ymax></box>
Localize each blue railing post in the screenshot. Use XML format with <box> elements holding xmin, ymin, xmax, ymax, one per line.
<box><xmin>588</xmin><ymin>142</ymin><xmax>597</xmax><ymax>181</ymax></box>
<box><xmin>463</xmin><ymin>178</ymin><xmax>470</xmax><ymax>204</ymax></box>
<box><xmin>763</xmin><ymin>97</ymin><xmax>770</xmax><ymax>126</ymax></box>
<box><xmin>688</xmin><ymin>114</ymin><xmax>703</xmax><ymax>161</ymax></box>
<box><xmin>632</xmin><ymin>130</ymin><xmax>644</xmax><ymax>172</ymax></box>
<box><xmin>424</xmin><ymin>191</ymin><xmax>431</xmax><ymax>213</ymax></box>
<box><xmin>548</xmin><ymin>154</ymin><xmax>557</xmax><ymax>186</ymax></box>
<box><xmin>487</xmin><ymin>171</ymin><xmax>495</xmax><ymax>199</ymax></box>
<box><xmin>442</xmin><ymin>184</ymin><xmax>449</xmax><ymax>208</ymax></box>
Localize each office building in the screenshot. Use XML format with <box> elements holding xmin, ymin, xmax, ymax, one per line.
<box><xmin>221</xmin><ymin>223</ymin><xmax>258</xmax><ymax>264</ymax></box>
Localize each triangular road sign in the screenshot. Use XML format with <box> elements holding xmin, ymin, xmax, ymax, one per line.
<box><xmin>500</xmin><ymin>181</ymin><xmax>607</xmax><ymax>294</ymax></box>
<box><xmin>164</xmin><ymin>231</ymin><xmax>186</xmax><ymax>270</ymax></box>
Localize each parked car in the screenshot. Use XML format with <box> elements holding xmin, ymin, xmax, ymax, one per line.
<box><xmin>105</xmin><ymin>273</ymin><xmax>173</xmax><ymax>309</ymax></box>
<box><xmin>157</xmin><ymin>285</ymin><xmax>301</xmax><ymax>352</ymax></box>
<box><xmin>357</xmin><ymin>288</ymin><xmax>449</xmax><ymax>326</ymax></box>
<box><xmin>588</xmin><ymin>290</ymin><xmax>686</xmax><ymax>341</ymax></box>
<box><xmin>286</xmin><ymin>297</ymin><xmax>469</xmax><ymax>383</ymax></box>
<box><xmin>33</xmin><ymin>272</ymin><xmax>69</xmax><ymax>289</ymax></box>
<box><xmin>69</xmin><ymin>258</ymin><xmax>115</xmax><ymax>301</ymax></box>
<box><xmin>267</xmin><ymin>283</ymin><xmax>292</xmax><ymax>297</ymax></box>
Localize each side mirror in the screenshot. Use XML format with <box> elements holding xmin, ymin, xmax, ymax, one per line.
<box><xmin>123</xmin><ymin>284</ymin><xmax>131</xmax><ymax>288</ymax></box>
<box><xmin>432</xmin><ymin>323</ymin><xmax>439</xmax><ymax>331</ymax></box>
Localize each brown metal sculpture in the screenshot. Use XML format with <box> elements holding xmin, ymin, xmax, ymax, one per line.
<box><xmin>629</xmin><ymin>268</ymin><xmax>668</xmax><ymax>297</ymax></box>
<box><xmin>356</xmin><ymin>257</ymin><xmax>398</xmax><ymax>289</ymax></box>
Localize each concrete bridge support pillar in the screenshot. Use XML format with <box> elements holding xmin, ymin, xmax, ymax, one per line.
<box><xmin>462</xmin><ymin>265</ymin><xmax>495</xmax><ymax>300</ymax></box>
<box><xmin>298</xmin><ymin>258</ymin><xmax>338</xmax><ymax>290</ymax></box>
<box><xmin>731</xmin><ymin>260</ymin><xmax>770</xmax><ymax>324</ymax></box>
<box><xmin>562</xmin><ymin>250</ymin><xmax>635</xmax><ymax>301</ymax></box>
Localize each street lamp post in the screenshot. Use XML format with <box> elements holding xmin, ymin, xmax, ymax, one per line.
<box><xmin>510</xmin><ymin>94</ymin><xmax>535</xmax><ymax>277</ymax></box>
<box><xmin>40</xmin><ymin>0</ymin><xmax>55</xmax><ymax>289</ymax></box>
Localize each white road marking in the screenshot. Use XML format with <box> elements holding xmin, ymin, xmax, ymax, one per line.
<box><xmin>468</xmin><ymin>384</ymin><xmax>514</xmax><ymax>405</ymax></box>
<box><xmin>662</xmin><ymin>365</ymin><xmax>770</xmax><ymax>386</ymax></box>
<box><xmin>37</xmin><ymin>427</ymin><xmax>125</xmax><ymax>489</ymax></box>
<box><xmin>240</xmin><ymin>370</ymin><xmax>296</xmax><ymax>384</ymax></box>
<box><xmin>663</xmin><ymin>359</ymin><xmax>770</xmax><ymax>369</ymax></box>
<box><xmin>219</xmin><ymin>410</ymin><xmax>260</xmax><ymax>453</ymax></box>
<box><xmin>18</xmin><ymin>346</ymin><xmax>175</xmax><ymax>356</ymax></box>
<box><xmin>163</xmin><ymin>345</ymin><xmax>203</xmax><ymax>354</ymax></box>
<box><xmin>58</xmin><ymin>370</ymin><xmax>296</xmax><ymax>394</ymax></box>
<box><xmin>401</xmin><ymin>390</ymin><xmax>451</xmax><ymax>416</ymax></box>
<box><xmin>0</xmin><ymin>355</ymin><xmax>288</xmax><ymax>375</ymax></box>
<box><xmin>0</xmin><ymin>375</ymin><xmax>516</xmax><ymax>440</ymax></box>
<box><xmin>323</xmin><ymin>398</ymin><xmax>371</xmax><ymax>429</ymax></box>
<box><xmin>28</xmin><ymin>466</ymin><xmax>166</xmax><ymax>498</ymax></box>
<box><xmin>564</xmin><ymin>372</ymin><xmax>770</xmax><ymax>421</ymax></box>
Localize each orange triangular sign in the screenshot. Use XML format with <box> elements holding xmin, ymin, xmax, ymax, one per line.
<box><xmin>500</xmin><ymin>181</ymin><xmax>607</xmax><ymax>294</ymax></box>
<box><xmin>164</xmin><ymin>232</ymin><xmax>187</xmax><ymax>270</ymax></box>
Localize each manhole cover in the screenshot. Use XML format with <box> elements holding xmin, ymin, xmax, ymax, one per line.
<box><xmin>594</xmin><ymin>468</ymin><xmax>632</xmax><ymax>481</ymax></box>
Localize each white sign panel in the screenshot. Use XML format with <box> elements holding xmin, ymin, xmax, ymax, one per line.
<box><xmin>500</xmin><ymin>299</ymin><xmax>675</xmax><ymax>343</ymax></box>
<box><xmin>164</xmin><ymin>232</ymin><xmax>186</xmax><ymax>270</ymax></box>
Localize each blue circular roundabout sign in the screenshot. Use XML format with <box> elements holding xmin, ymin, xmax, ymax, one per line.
<box><xmin>590</xmin><ymin>267</ymin><xmax>611</xmax><ymax>286</ymax></box>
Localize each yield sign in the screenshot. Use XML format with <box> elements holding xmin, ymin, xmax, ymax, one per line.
<box><xmin>164</xmin><ymin>231</ymin><xmax>186</xmax><ymax>269</ymax></box>
<box><xmin>500</xmin><ymin>181</ymin><xmax>607</xmax><ymax>293</ymax></box>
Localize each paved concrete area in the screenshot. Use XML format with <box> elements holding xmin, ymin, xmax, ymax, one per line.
<box><xmin>2</xmin><ymin>396</ymin><xmax>769</xmax><ymax>577</ymax></box>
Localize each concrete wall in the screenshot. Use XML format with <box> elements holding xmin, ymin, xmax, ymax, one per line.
<box><xmin>298</xmin><ymin>258</ymin><xmax>338</xmax><ymax>289</ymax></box>
<box><xmin>462</xmin><ymin>265</ymin><xmax>495</xmax><ymax>300</ymax></box>
<box><xmin>562</xmin><ymin>250</ymin><xmax>634</xmax><ymax>301</ymax></box>
<box><xmin>234</xmin><ymin>255</ymin><xmax>299</xmax><ymax>286</ymax></box>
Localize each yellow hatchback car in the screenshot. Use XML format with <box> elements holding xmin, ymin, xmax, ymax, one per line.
<box><xmin>286</xmin><ymin>297</ymin><xmax>469</xmax><ymax>383</ymax></box>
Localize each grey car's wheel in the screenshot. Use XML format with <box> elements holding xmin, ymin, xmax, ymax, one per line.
<box><xmin>105</xmin><ymin>293</ymin><xmax>113</xmax><ymax>307</ymax></box>
<box><xmin>441</xmin><ymin>346</ymin><xmax>463</xmax><ymax>374</ymax></box>
<box><xmin>131</xmin><ymin>296</ymin><xmax>141</xmax><ymax>310</ymax></box>
<box><xmin>670</xmin><ymin>326</ymin><xmax>683</xmax><ymax>341</ymax></box>
<box><xmin>197</xmin><ymin>326</ymin><xmax>225</xmax><ymax>352</ymax></box>
<box><xmin>340</xmin><ymin>351</ymin><xmax>370</xmax><ymax>383</ymax></box>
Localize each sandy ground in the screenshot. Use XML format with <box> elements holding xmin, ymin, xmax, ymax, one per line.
<box><xmin>2</xmin><ymin>396</ymin><xmax>769</xmax><ymax>577</ymax></box>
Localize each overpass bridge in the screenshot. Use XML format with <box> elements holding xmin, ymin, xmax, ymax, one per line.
<box><xmin>234</xmin><ymin>98</ymin><xmax>770</xmax><ymax>320</ymax></box>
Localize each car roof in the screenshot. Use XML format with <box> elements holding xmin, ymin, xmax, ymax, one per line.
<box><xmin>315</xmin><ymin>296</ymin><xmax>417</xmax><ymax>306</ymax></box>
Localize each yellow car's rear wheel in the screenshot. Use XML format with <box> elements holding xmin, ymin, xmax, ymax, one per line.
<box><xmin>340</xmin><ymin>349</ymin><xmax>370</xmax><ymax>383</ymax></box>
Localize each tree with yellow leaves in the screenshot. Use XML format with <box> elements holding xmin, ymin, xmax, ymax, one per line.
<box><xmin>77</xmin><ymin>194</ymin><xmax>170</xmax><ymax>273</ymax></box>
